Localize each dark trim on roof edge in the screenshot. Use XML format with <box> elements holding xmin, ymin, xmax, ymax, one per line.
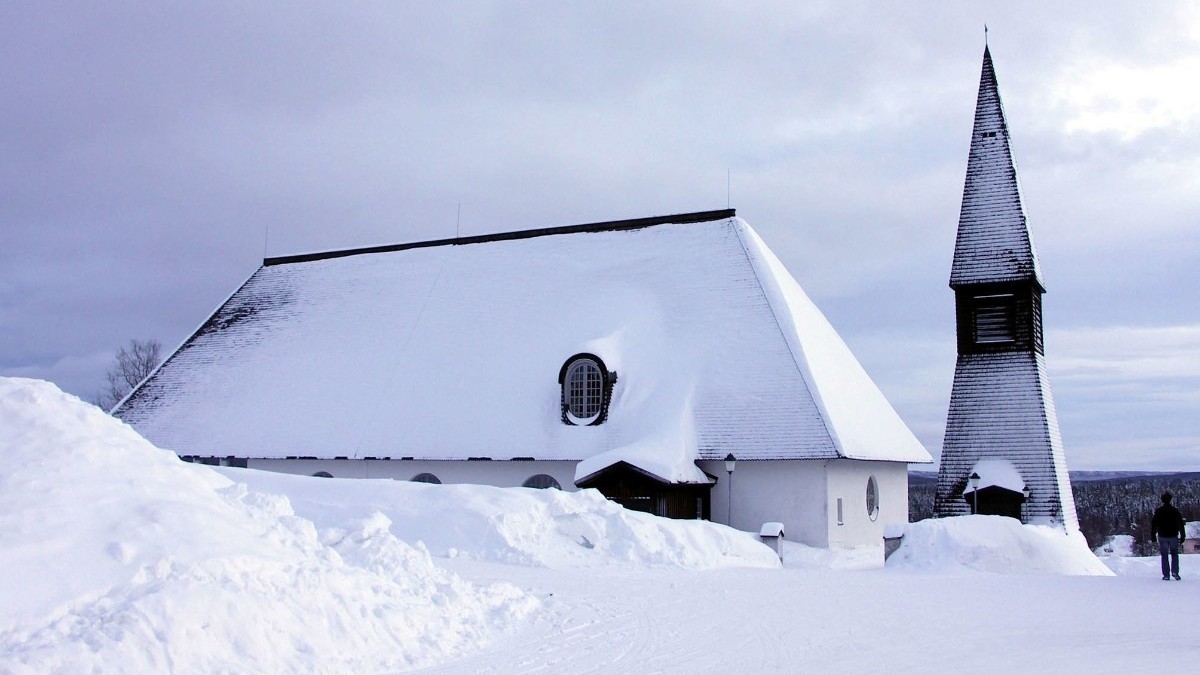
<box><xmin>575</xmin><ymin>460</ymin><xmax>717</xmax><ymax>488</ymax></box>
<box><xmin>263</xmin><ymin>209</ymin><xmax>736</xmax><ymax>266</ymax></box>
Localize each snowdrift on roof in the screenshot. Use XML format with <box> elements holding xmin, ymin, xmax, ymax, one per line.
<box><xmin>115</xmin><ymin>215</ymin><xmax>929</xmax><ymax>475</ymax></box>
<box><xmin>886</xmin><ymin>515</ymin><xmax>1112</xmax><ymax>576</ymax></box>
<box><xmin>0</xmin><ymin>378</ymin><xmax>536</xmax><ymax>673</ymax></box>
<box><xmin>966</xmin><ymin>458</ymin><xmax>1026</xmax><ymax>493</ymax></box>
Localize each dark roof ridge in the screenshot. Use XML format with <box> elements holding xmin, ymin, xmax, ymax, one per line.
<box><xmin>263</xmin><ymin>208</ymin><xmax>737</xmax><ymax>267</ymax></box>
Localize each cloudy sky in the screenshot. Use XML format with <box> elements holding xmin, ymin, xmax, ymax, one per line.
<box><xmin>3</xmin><ymin>2</ymin><xmax>1197</xmax><ymax>471</ymax></box>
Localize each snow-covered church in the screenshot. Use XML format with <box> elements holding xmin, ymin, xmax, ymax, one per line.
<box><xmin>115</xmin><ymin>209</ymin><xmax>931</xmax><ymax>550</ymax></box>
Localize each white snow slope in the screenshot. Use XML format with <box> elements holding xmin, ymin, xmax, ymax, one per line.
<box><xmin>0</xmin><ymin>378</ymin><xmax>773</xmax><ymax>673</ymax></box>
<box><xmin>0</xmin><ymin>378</ymin><xmax>539</xmax><ymax>673</ymax></box>
<box><xmin>219</xmin><ymin>467</ymin><xmax>779</xmax><ymax>570</ymax></box>
<box><xmin>3</xmin><ymin>377</ymin><xmax>1198</xmax><ymax>674</ymax></box>
<box><xmin>886</xmin><ymin>514</ymin><xmax>1113</xmax><ymax>576</ymax></box>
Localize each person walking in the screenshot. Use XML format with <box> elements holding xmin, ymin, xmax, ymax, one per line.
<box><xmin>1151</xmin><ymin>491</ymin><xmax>1186</xmax><ymax>581</ymax></box>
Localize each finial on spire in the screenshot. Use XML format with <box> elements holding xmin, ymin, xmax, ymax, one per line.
<box><xmin>984</xmin><ymin>23</ymin><xmax>989</xmax><ymax>46</ymax></box>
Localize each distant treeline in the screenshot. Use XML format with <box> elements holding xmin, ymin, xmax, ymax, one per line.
<box><xmin>909</xmin><ymin>472</ymin><xmax>1200</xmax><ymax>555</ymax></box>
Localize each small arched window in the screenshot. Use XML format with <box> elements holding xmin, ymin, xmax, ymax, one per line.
<box><xmin>312</xmin><ymin>471</ymin><xmax>333</xmax><ymax>478</ymax></box>
<box><xmin>559</xmin><ymin>354</ymin><xmax>611</xmax><ymax>425</ymax></box>
<box><xmin>411</xmin><ymin>473</ymin><xmax>442</xmax><ymax>484</ymax></box>
<box><xmin>866</xmin><ymin>476</ymin><xmax>880</xmax><ymax>521</ymax></box>
<box><xmin>523</xmin><ymin>474</ymin><xmax>561</xmax><ymax>490</ymax></box>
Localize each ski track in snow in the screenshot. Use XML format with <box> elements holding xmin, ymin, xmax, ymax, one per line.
<box><xmin>415</xmin><ymin>559</ymin><xmax>1197</xmax><ymax>674</ymax></box>
<box><xmin>416</xmin><ymin>564</ymin><xmax>786</xmax><ymax>674</ymax></box>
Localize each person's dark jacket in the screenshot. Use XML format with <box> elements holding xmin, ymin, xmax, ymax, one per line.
<box><xmin>1151</xmin><ymin>503</ymin><xmax>1186</xmax><ymax>542</ymax></box>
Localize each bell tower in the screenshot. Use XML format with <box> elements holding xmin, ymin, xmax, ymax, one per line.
<box><xmin>934</xmin><ymin>46</ymin><xmax>1078</xmax><ymax>529</ymax></box>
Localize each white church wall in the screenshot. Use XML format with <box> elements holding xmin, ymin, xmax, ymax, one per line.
<box><xmin>699</xmin><ymin>459</ymin><xmax>829</xmax><ymax>547</ymax></box>
<box><xmin>825</xmin><ymin>459</ymin><xmax>909</xmax><ymax>551</ymax></box>
<box><xmin>245</xmin><ymin>457</ymin><xmax>910</xmax><ymax>552</ymax></box>
<box><xmin>246</xmin><ymin>458</ymin><xmax>579</xmax><ymax>490</ymax></box>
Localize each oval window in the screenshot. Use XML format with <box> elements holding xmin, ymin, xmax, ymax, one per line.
<box><xmin>411</xmin><ymin>472</ymin><xmax>442</xmax><ymax>484</ymax></box>
<box><xmin>866</xmin><ymin>476</ymin><xmax>880</xmax><ymax>521</ymax></box>
<box><xmin>563</xmin><ymin>357</ymin><xmax>604</xmax><ymax>424</ymax></box>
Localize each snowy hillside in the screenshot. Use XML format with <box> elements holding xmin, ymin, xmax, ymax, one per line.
<box><xmin>2</xmin><ymin>378</ymin><xmax>1196</xmax><ymax>674</ymax></box>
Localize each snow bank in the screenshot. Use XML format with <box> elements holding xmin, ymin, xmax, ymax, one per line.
<box><xmin>886</xmin><ymin>516</ymin><xmax>1113</xmax><ymax>576</ymax></box>
<box><xmin>1094</xmin><ymin>534</ymin><xmax>1136</xmax><ymax>557</ymax></box>
<box><xmin>779</xmin><ymin>541</ymin><xmax>884</xmax><ymax>570</ymax></box>
<box><xmin>1100</xmin><ymin>555</ymin><xmax>1166</xmax><ymax>577</ymax></box>
<box><xmin>218</xmin><ymin>467</ymin><xmax>781</xmax><ymax>570</ymax></box>
<box><xmin>0</xmin><ymin>378</ymin><xmax>536</xmax><ymax>673</ymax></box>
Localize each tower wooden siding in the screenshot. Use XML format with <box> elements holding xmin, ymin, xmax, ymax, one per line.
<box><xmin>935</xmin><ymin>352</ymin><xmax>1078</xmax><ymax>525</ymax></box>
<box><xmin>935</xmin><ymin>46</ymin><xmax>1078</xmax><ymax>529</ymax></box>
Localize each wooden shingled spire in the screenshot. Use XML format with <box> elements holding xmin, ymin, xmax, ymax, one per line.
<box><xmin>949</xmin><ymin>45</ymin><xmax>1043</xmax><ymax>289</ymax></box>
<box><xmin>934</xmin><ymin>46</ymin><xmax>1079</xmax><ymax>530</ymax></box>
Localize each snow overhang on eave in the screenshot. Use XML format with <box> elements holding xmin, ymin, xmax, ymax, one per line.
<box><xmin>575</xmin><ymin>460</ymin><xmax>716</xmax><ymax>489</ymax></box>
<box><xmin>235</xmin><ymin>454</ymin><xmax>587</xmax><ymax>462</ymax></box>
<box><xmin>839</xmin><ymin>450</ymin><xmax>937</xmax><ymax>465</ymax></box>
<box><xmin>964</xmin><ymin>459</ymin><xmax>1026</xmax><ymax>494</ymax></box>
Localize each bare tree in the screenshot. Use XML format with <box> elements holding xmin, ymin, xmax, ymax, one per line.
<box><xmin>95</xmin><ymin>339</ymin><xmax>162</xmax><ymax>412</ymax></box>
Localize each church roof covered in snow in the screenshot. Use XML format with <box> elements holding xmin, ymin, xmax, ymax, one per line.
<box><xmin>949</xmin><ymin>46</ymin><xmax>1044</xmax><ymax>289</ymax></box>
<box><xmin>116</xmin><ymin>211</ymin><xmax>929</xmax><ymax>483</ymax></box>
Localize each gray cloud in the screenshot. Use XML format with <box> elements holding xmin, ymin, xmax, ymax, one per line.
<box><xmin>3</xmin><ymin>2</ymin><xmax>1197</xmax><ymax>470</ymax></box>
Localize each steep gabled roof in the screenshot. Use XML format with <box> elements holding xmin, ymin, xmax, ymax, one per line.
<box><xmin>950</xmin><ymin>46</ymin><xmax>1044</xmax><ymax>289</ymax></box>
<box><xmin>116</xmin><ymin>212</ymin><xmax>929</xmax><ymax>483</ymax></box>
<box><xmin>736</xmin><ymin>225</ymin><xmax>929</xmax><ymax>464</ymax></box>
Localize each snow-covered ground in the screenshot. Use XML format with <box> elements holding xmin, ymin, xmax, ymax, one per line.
<box><xmin>2</xmin><ymin>377</ymin><xmax>1197</xmax><ymax>674</ymax></box>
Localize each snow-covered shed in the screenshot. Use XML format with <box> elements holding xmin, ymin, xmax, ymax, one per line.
<box><xmin>116</xmin><ymin>209</ymin><xmax>931</xmax><ymax>549</ymax></box>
